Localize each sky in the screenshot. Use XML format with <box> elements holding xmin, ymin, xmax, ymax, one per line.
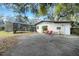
<box><xmin>0</xmin><ymin>5</ymin><xmax>54</xmax><ymax>21</ymax></box>
<box><xmin>0</xmin><ymin>5</ymin><xmax>35</xmax><ymax>19</ymax></box>
<box><xmin>0</xmin><ymin>6</ymin><xmax>14</xmax><ymax>17</ymax></box>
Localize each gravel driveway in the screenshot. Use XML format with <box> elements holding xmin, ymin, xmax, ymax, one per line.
<box><xmin>2</xmin><ymin>33</ymin><xmax>79</xmax><ymax>56</ymax></box>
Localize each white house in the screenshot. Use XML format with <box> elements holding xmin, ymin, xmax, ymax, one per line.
<box><xmin>35</xmin><ymin>21</ymin><xmax>73</xmax><ymax>35</ymax></box>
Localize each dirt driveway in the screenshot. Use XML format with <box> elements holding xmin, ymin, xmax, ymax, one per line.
<box><xmin>2</xmin><ymin>33</ymin><xmax>79</xmax><ymax>56</ymax></box>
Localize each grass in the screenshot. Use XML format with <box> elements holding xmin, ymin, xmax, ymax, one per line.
<box><xmin>0</xmin><ymin>31</ymin><xmax>34</xmax><ymax>38</ymax></box>
<box><xmin>0</xmin><ymin>31</ymin><xmax>14</xmax><ymax>38</ymax></box>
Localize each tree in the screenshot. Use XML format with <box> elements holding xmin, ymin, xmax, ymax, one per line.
<box><xmin>1</xmin><ymin>3</ymin><xmax>55</xmax><ymax>21</ymax></box>
<box><xmin>2</xmin><ymin>3</ymin><xmax>30</xmax><ymax>24</ymax></box>
<box><xmin>54</xmin><ymin>3</ymin><xmax>79</xmax><ymax>21</ymax></box>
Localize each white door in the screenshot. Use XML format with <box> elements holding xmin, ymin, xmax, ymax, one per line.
<box><xmin>64</xmin><ymin>26</ymin><xmax>70</xmax><ymax>35</ymax></box>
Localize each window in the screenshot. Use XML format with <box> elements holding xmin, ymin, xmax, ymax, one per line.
<box><xmin>36</xmin><ymin>26</ymin><xmax>39</xmax><ymax>29</ymax></box>
<box><xmin>57</xmin><ymin>27</ymin><xmax>61</xmax><ymax>30</ymax></box>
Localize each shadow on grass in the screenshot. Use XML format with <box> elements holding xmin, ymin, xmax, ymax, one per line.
<box><xmin>13</xmin><ymin>31</ymin><xmax>30</xmax><ymax>34</ymax></box>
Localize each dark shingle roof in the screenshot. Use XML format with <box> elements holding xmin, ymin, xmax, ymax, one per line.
<box><xmin>35</xmin><ymin>20</ymin><xmax>74</xmax><ymax>25</ymax></box>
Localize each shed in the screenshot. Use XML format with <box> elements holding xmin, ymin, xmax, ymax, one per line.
<box><xmin>5</xmin><ymin>21</ymin><xmax>28</xmax><ymax>32</ymax></box>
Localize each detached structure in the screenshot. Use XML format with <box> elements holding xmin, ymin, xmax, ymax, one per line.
<box><xmin>5</xmin><ymin>21</ymin><xmax>29</xmax><ymax>32</ymax></box>
<box><xmin>35</xmin><ymin>21</ymin><xmax>73</xmax><ymax>35</ymax></box>
<box><xmin>5</xmin><ymin>21</ymin><xmax>36</xmax><ymax>32</ymax></box>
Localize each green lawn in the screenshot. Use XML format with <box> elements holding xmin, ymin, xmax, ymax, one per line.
<box><xmin>0</xmin><ymin>31</ymin><xmax>34</xmax><ymax>38</ymax></box>
<box><xmin>0</xmin><ymin>31</ymin><xmax>14</xmax><ymax>38</ymax></box>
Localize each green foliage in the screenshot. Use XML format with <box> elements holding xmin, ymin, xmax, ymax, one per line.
<box><xmin>2</xmin><ymin>3</ymin><xmax>54</xmax><ymax>19</ymax></box>
<box><xmin>55</xmin><ymin>4</ymin><xmax>63</xmax><ymax>15</ymax></box>
<box><xmin>2</xmin><ymin>3</ymin><xmax>79</xmax><ymax>22</ymax></box>
<box><xmin>38</xmin><ymin>4</ymin><xmax>47</xmax><ymax>16</ymax></box>
<box><xmin>55</xmin><ymin>3</ymin><xmax>79</xmax><ymax>21</ymax></box>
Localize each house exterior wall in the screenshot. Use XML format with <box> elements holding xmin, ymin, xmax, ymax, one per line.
<box><xmin>5</xmin><ymin>22</ymin><xmax>13</xmax><ymax>32</ymax></box>
<box><xmin>36</xmin><ymin>22</ymin><xmax>71</xmax><ymax>35</ymax></box>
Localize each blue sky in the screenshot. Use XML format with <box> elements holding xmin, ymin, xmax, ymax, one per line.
<box><xmin>0</xmin><ymin>6</ymin><xmax>14</xmax><ymax>17</ymax></box>
<box><xmin>0</xmin><ymin>6</ymin><xmax>35</xmax><ymax>19</ymax></box>
<box><xmin>26</xmin><ymin>10</ymin><xmax>35</xmax><ymax>19</ymax></box>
